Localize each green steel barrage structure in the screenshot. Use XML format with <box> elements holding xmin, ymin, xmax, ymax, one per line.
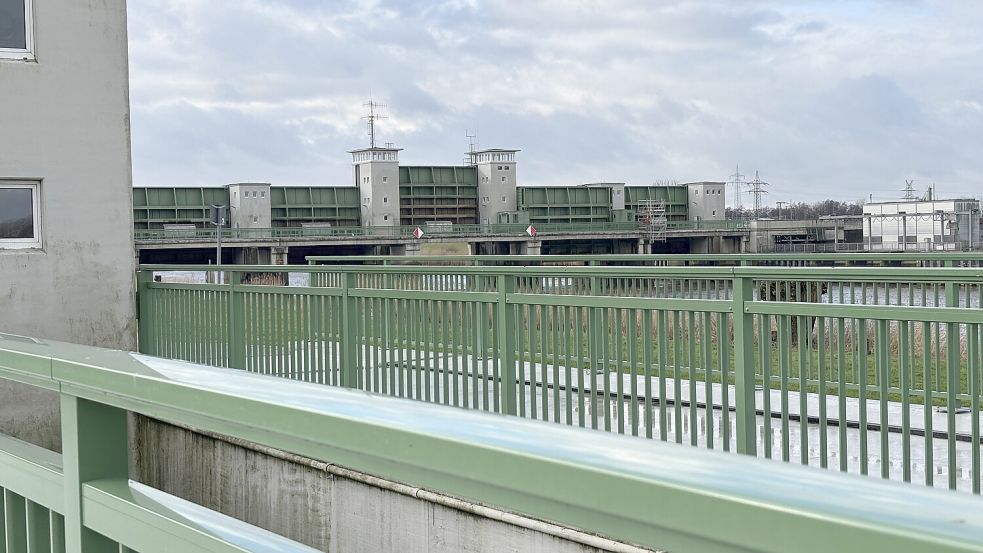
<box><xmin>1</xmin><ymin>334</ymin><xmax>983</xmax><ymax>552</ymax></box>
<box><xmin>137</xmin><ymin>263</ymin><xmax>983</xmax><ymax>493</ymax></box>
<box><xmin>132</xmin><ymin>183</ymin><xmax>699</xmax><ymax>231</ymax></box>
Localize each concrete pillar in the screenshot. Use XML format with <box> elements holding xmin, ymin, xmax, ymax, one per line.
<box><xmin>519</xmin><ymin>240</ymin><xmax>541</xmax><ymax>256</ymax></box>
<box><xmin>637</xmin><ymin>239</ymin><xmax>652</xmax><ymax>255</ymax></box>
<box><xmin>236</xmin><ymin>247</ymin><xmax>271</xmax><ymax>265</ymax></box>
<box><xmin>271</xmin><ymin>246</ymin><xmax>289</xmax><ymax>265</ymax></box>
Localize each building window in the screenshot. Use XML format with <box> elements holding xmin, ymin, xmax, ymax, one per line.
<box><xmin>383</xmin><ymin>197</ymin><xmax>388</xmax><ymax>203</ymax></box>
<box><xmin>501</xmin><ymin>176</ymin><xmax>506</xmax><ymax>182</ymax></box>
<box><xmin>0</xmin><ymin>0</ymin><xmax>34</xmax><ymax>60</ymax></box>
<box><xmin>501</xmin><ymin>196</ymin><xmax>506</xmax><ymax>202</ymax></box>
<box><xmin>505</xmin><ymin>166</ymin><xmax>510</xmax><ymax>171</ymax></box>
<box><xmin>382</xmin><ymin>176</ymin><xmax>388</xmax><ymax>183</ymax></box>
<box><xmin>498</xmin><ymin>166</ymin><xmax>503</xmax><ymax>170</ymax></box>
<box><xmin>0</xmin><ymin>181</ymin><xmax>41</xmax><ymax>249</ymax></box>
<box><xmin>260</xmin><ymin>191</ymin><xmax>265</xmax><ymax>198</ymax></box>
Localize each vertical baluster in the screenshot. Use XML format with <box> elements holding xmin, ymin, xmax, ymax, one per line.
<box><xmin>945</xmin><ymin>278</ymin><xmax>959</xmax><ymax>490</ymax></box>
<box><xmin>720</xmin><ymin>312</ymin><xmax>731</xmax><ymax>452</ymax></box>
<box><xmin>838</xmin><ymin>317</ymin><xmax>848</xmax><ymax>473</ymax></box>
<box><xmin>3</xmin><ymin>490</ymin><xmax>27</xmax><ymax>553</ymax></box>
<box><xmin>818</xmin><ymin>316</ymin><xmax>828</xmax><ymax>469</ymax></box>
<box><xmin>703</xmin><ymin>311</ymin><xmax>713</xmax><ymax>450</ymax></box>
<box><xmin>970</xmin><ymin>322</ymin><xmax>981</xmax><ymax>494</ymax></box>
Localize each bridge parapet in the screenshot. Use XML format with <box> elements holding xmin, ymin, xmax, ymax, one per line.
<box><xmin>1</xmin><ymin>335</ymin><xmax>982</xmax><ymax>552</ymax></box>
<box><xmin>139</xmin><ymin>262</ymin><xmax>983</xmax><ymax>494</ymax></box>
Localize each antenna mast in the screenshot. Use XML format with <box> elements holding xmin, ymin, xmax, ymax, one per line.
<box><xmin>464</xmin><ymin>129</ymin><xmax>478</xmax><ymax>165</ymax></box>
<box><xmin>362</xmin><ymin>100</ymin><xmax>387</xmax><ymax>148</ymax></box>
<box><xmin>748</xmin><ymin>170</ymin><xmax>769</xmax><ymax>218</ymax></box>
<box><xmin>727</xmin><ymin>165</ymin><xmax>747</xmax><ymax>212</ymax></box>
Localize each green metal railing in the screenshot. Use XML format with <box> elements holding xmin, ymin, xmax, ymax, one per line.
<box><xmin>1</xmin><ymin>334</ymin><xmax>983</xmax><ymax>552</ymax></box>
<box><xmin>138</xmin><ymin>263</ymin><xmax>983</xmax><ymax>494</ymax></box>
<box><xmin>308</xmin><ymin>252</ymin><xmax>983</xmax><ymax>267</ymax></box>
<box><xmin>132</xmin><ymin>220</ymin><xmax>749</xmax><ymax>243</ymax></box>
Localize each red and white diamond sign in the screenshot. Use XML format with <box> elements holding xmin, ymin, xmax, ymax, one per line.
<box><xmin>526</xmin><ymin>225</ymin><xmax>537</xmax><ymax>237</ymax></box>
<box><xmin>413</xmin><ymin>226</ymin><xmax>425</xmax><ymax>239</ymax></box>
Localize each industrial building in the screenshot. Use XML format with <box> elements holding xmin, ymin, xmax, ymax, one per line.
<box><xmin>863</xmin><ymin>199</ymin><xmax>982</xmax><ymax>251</ymax></box>
<box><xmin>133</xmin><ymin>146</ymin><xmax>725</xmax><ymax>232</ymax></box>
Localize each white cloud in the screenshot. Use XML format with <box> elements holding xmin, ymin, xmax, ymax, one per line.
<box><xmin>128</xmin><ymin>0</ymin><xmax>983</xmax><ymax>202</ymax></box>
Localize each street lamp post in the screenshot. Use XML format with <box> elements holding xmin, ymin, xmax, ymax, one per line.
<box><xmin>210</xmin><ymin>204</ymin><xmax>227</xmax><ymax>284</ymax></box>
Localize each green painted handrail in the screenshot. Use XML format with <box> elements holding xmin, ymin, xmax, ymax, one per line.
<box><xmin>1</xmin><ymin>335</ymin><xmax>982</xmax><ymax>552</ymax></box>
<box><xmin>306</xmin><ymin>252</ymin><xmax>983</xmax><ymax>265</ymax></box>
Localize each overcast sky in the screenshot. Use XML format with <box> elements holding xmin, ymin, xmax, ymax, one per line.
<box><xmin>127</xmin><ymin>1</ymin><xmax>983</xmax><ymax>205</ymax></box>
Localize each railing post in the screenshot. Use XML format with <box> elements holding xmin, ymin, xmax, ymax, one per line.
<box><xmin>340</xmin><ymin>270</ymin><xmax>359</xmax><ymax>388</ymax></box>
<box><xmin>136</xmin><ymin>269</ymin><xmax>154</xmax><ymax>355</ymax></box>
<box><xmin>228</xmin><ymin>271</ymin><xmax>247</xmax><ymax>370</ymax></box>
<box><xmin>61</xmin><ymin>395</ymin><xmax>128</xmax><ymax>553</ymax></box>
<box><xmin>732</xmin><ymin>273</ymin><xmax>758</xmax><ymax>455</ymax></box>
<box><xmin>944</xmin><ymin>260</ymin><xmax>960</xmax><ymax>489</ymax></box>
<box><xmin>497</xmin><ymin>273</ymin><xmax>518</xmax><ymax>415</ymax></box>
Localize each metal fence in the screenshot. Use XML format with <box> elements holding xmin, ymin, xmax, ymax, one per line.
<box><xmin>2</xmin><ymin>335</ymin><xmax>981</xmax><ymax>552</ymax></box>
<box><xmin>138</xmin><ymin>263</ymin><xmax>983</xmax><ymax>494</ymax></box>
<box><xmin>132</xmin><ymin>220</ymin><xmax>749</xmax><ymax>242</ymax></box>
<box><xmin>306</xmin><ymin>252</ymin><xmax>983</xmax><ymax>267</ymax></box>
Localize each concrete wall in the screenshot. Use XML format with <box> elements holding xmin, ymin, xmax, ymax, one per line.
<box><xmin>228</xmin><ymin>183</ymin><xmax>272</xmax><ymax>229</ymax></box>
<box><xmin>0</xmin><ymin>0</ymin><xmax>135</xmax><ymax>450</ymax></box>
<box><xmin>0</xmin><ymin>0</ymin><xmax>135</xmax><ymax>347</ymax></box>
<box><xmin>132</xmin><ymin>417</ymin><xmax>652</xmax><ymax>553</ymax></box>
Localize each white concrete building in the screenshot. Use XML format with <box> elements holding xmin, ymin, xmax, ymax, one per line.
<box><xmin>228</xmin><ymin>183</ymin><xmax>272</xmax><ymax>229</ymax></box>
<box><xmin>686</xmin><ymin>182</ymin><xmax>726</xmax><ymax>222</ymax></box>
<box><xmin>0</xmin><ymin>0</ymin><xmax>135</xmax><ymax>348</ymax></box>
<box><xmin>470</xmin><ymin>149</ymin><xmax>519</xmax><ymax>225</ymax></box>
<box><xmin>351</xmin><ymin>147</ymin><xmax>401</xmax><ymax>227</ymax></box>
<box><xmin>863</xmin><ymin>199</ymin><xmax>982</xmax><ymax>251</ymax></box>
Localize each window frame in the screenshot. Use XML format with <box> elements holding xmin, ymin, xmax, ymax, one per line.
<box><xmin>0</xmin><ymin>0</ymin><xmax>35</xmax><ymax>61</ymax></box>
<box><xmin>0</xmin><ymin>180</ymin><xmax>42</xmax><ymax>250</ymax></box>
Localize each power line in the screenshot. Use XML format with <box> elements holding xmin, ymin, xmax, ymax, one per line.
<box><xmin>748</xmin><ymin>170</ymin><xmax>769</xmax><ymax>217</ymax></box>
<box><xmin>902</xmin><ymin>179</ymin><xmax>916</xmax><ymax>201</ymax></box>
<box><xmin>727</xmin><ymin>165</ymin><xmax>747</xmax><ymax>211</ymax></box>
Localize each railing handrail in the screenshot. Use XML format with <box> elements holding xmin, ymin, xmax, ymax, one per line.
<box><xmin>305</xmin><ymin>252</ymin><xmax>983</xmax><ymax>263</ymax></box>
<box><xmin>139</xmin><ymin>263</ymin><xmax>983</xmax><ymax>283</ymax></box>
<box><xmin>131</xmin><ymin>220</ymin><xmax>752</xmax><ymax>242</ymax></box>
<box><xmin>1</xmin><ymin>335</ymin><xmax>982</xmax><ymax>552</ymax></box>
